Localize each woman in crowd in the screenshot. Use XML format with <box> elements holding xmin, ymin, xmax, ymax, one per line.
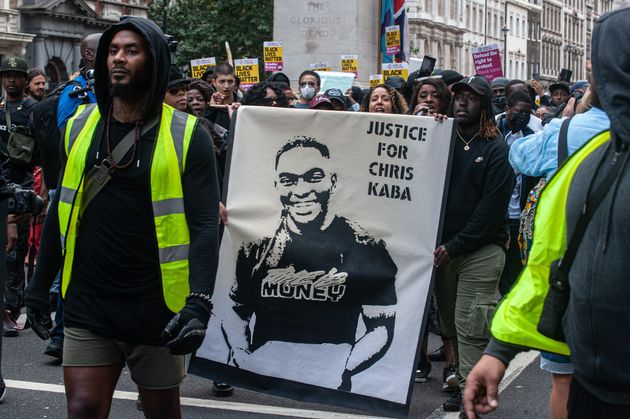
<box><xmin>360</xmin><ymin>84</ymin><xmax>408</xmax><ymax>114</ymax></box>
<box><xmin>408</xmin><ymin>77</ymin><xmax>451</xmax><ymax>116</ymax></box>
<box><xmin>187</xmin><ymin>79</ymin><xmax>212</xmax><ymax>117</ymax></box>
<box><xmin>241</xmin><ymin>82</ymin><xmax>289</xmax><ymax>107</ymax></box>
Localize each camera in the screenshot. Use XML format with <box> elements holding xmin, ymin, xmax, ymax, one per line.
<box><xmin>7</xmin><ymin>184</ymin><xmax>46</xmax><ymax>215</ymax></box>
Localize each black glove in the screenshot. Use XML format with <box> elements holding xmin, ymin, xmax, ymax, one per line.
<box><xmin>26</xmin><ymin>305</ymin><xmax>52</xmax><ymax>341</ymax></box>
<box><xmin>161</xmin><ymin>298</ymin><xmax>212</xmax><ymax>355</ymax></box>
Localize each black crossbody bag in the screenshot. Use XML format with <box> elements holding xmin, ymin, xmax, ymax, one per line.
<box><xmin>538</xmin><ymin>142</ymin><xmax>629</xmax><ymax>342</ymax></box>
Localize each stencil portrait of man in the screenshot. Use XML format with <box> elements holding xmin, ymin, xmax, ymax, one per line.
<box><xmin>224</xmin><ymin>136</ymin><xmax>398</xmax><ymax>392</ymax></box>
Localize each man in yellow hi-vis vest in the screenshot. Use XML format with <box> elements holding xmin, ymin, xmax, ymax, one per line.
<box><xmin>24</xmin><ymin>18</ymin><xmax>220</xmax><ymax>418</ymax></box>
<box><xmin>463</xmin><ymin>7</ymin><xmax>630</xmax><ymax>419</ymax></box>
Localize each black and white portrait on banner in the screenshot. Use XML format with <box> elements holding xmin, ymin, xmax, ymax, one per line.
<box><xmin>190</xmin><ymin>106</ymin><xmax>455</xmax><ymax>416</ymax></box>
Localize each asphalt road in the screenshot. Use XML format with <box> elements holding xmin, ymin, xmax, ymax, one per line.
<box><xmin>1</xmin><ymin>323</ymin><xmax>550</xmax><ymax>418</ymax></box>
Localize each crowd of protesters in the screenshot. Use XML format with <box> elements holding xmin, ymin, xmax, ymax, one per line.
<box><xmin>0</xmin><ymin>8</ymin><xmax>626</xmax><ymax>419</ymax></box>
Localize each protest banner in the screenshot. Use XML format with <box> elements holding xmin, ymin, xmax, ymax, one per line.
<box><xmin>310</xmin><ymin>61</ymin><xmax>332</xmax><ymax>72</ymax></box>
<box><xmin>370</xmin><ymin>74</ymin><xmax>384</xmax><ymax>87</ymax></box>
<box><xmin>190</xmin><ymin>106</ymin><xmax>456</xmax><ymax>416</ymax></box>
<box><xmin>190</xmin><ymin>57</ymin><xmax>216</xmax><ymax>79</ymax></box>
<box><xmin>385</xmin><ymin>25</ymin><xmax>401</xmax><ymax>56</ymax></box>
<box><xmin>471</xmin><ymin>44</ymin><xmax>503</xmax><ymax>82</ymax></box>
<box><xmin>263</xmin><ymin>41</ymin><xmax>283</xmax><ymax>72</ymax></box>
<box><xmin>316</xmin><ymin>71</ymin><xmax>355</xmax><ymax>93</ymax></box>
<box><xmin>382</xmin><ymin>62</ymin><xmax>409</xmax><ymax>80</ymax></box>
<box><xmin>340</xmin><ymin>54</ymin><xmax>358</xmax><ymax>78</ymax></box>
<box><xmin>234</xmin><ymin>58</ymin><xmax>260</xmax><ymax>90</ymax></box>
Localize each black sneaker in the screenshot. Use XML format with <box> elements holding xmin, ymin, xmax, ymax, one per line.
<box><xmin>2</xmin><ymin>314</ymin><xmax>18</xmax><ymax>337</ymax></box>
<box><xmin>415</xmin><ymin>357</ymin><xmax>431</xmax><ymax>383</ymax></box>
<box><xmin>212</xmin><ymin>382</ymin><xmax>234</xmax><ymax>397</ymax></box>
<box><xmin>442</xmin><ymin>364</ymin><xmax>459</xmax><ymax>392</ymax></box>
<box><xmin>44</xmin><ymin>340</ymin><xmax>64</xmax><ymax>361</ymax></box>
<box><xmin>442</xmin><ymin>386</ymin><xmax>462</xmax><ymax>412</ymax></box>
<box><xmin>428</xmin><ymin>345</ymin><xmax>446</xmax><ymax>362</ymax></box>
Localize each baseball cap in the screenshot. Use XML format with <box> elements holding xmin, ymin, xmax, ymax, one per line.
<box><xmin>167</xmin><ymin>66</ymin><xmax>188</xmax><ymax>89</ymax></box>
<box><xmin>440</xmin><ymin>70</ymin><xmax>464</xmax><ymax>86</ymax></box>
<box><xmin>570</xmin><ymin>80</ymin><xmax>589</xmax><ymax>95</ymax></box>
<box><xmin>491</xmin><ymin>77</ymin><xmax>509</xmax><ymax>89</ymax></box>
<box><xmin>0</xmin><ymin>57</ymin><xmax>28</xmax><ymax>76</ymax></box>
<box><xmin>384</xmin><ymin>76</ymin><xmax>405</xmax><ymax>90</ymax></box>
<box><xmin>323</xmin><ymin>88</ymin><xmax>347</xmax><ymax>108</ymax></box>
<box><xmin>549</xmin><ymin>81</ymin><xmax>570</xmax><ymax>94</ymax></box>
<box><xmin>308</xmin><ymin>95</ymin><xmax>334</xmax><ymax>109</ymax></box>
<box><xmin>451</xmin><ymin>75</ymin><xmax>493</xmax><ymax>98</ymax></box>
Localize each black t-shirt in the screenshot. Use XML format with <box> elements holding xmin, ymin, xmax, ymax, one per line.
<box><xmin>63</xmin><ymin>117</ymin><xmax>220</xmax><ymax>345</ymax></box>
<box><xmin>231</xmin><ymin>215</ymin><xmax>397</xmax><ymax>350</ymax></box>
<box><xmin>0</xmin><ymin>97</ymin><xmax>37</xmax><ymax>187</ymax></box>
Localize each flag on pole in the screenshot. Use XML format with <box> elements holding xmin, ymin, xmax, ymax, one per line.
<box><xmin>381</xmin><ymin>0</ymin><xmax>410</xmax><ymax>64</ymax></box>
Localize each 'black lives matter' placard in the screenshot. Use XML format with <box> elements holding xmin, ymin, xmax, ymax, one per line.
<box><xmin>191</xmin><ymin>107</ymin><xmax>455</xmax><ymax>416</ymax></box>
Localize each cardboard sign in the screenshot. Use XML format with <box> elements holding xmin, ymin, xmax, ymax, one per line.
<box><xmin>263</xmin><ymin>41</ymin><xmax>283</xmax><ymax>72</ymax></box>
<box><xmin>340</xmin><ymin>54</ymin><xmax>358</xmax><ymax>78</ymax></box>
<box><xmin>382</xmin><ymin>62</ymin><xmax>409</xmax><ymax>81</ymax></box>
<box><xmin>190</xmin><ymin>106</ymin><xmax>456</xmax><ymax>416</ymax></box>
<box><xmin>316</xmin><ymin>71</ymin><xmax>355</xmax><ymax>93</ymax></box>
<box><xmin>309</xmin><ymin>61</ymin><xmax>332</xmax><ymax>72</ymax></box>
<box><xmin>234</xmin><ymin>58</ymin><xmax>260</xmax><ymax>90</ymax></box>
<box><xmin>190</xmin><ymin>57</ymin><xmax>216</xmax><ymax>79</ymax></box>
<box><xmin>471</xmin><ymin>44</ymin><xmax>503</xmax><ymax>82</ymax></box>
<box><xmin>385</xmin><ymin>25</ymin><xmax>401</xmax><ymax>56</ymax></box>
<box><xmin>370</xmin><ymin>74</ymin><xmax>384</xmax><ymax>87</ymax></box>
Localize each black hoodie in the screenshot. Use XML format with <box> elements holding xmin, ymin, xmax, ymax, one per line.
<box><xmin>25</xmin><ymin>17</ymin><xmax>220</xmax><ymax>345</ymax></box>
<box><xmin>486</xmin><ymin>6</ymin><xmax>630</xmax><ymax>405</ymax></box>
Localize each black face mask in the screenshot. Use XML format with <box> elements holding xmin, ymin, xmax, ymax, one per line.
<box><xmin>508</xmin><ymin>113</ymin><xmax>529</xmax><ymax>132</ymax></box>
<box><xmin>492</xmin><ymin>95</ymin><xmax>506</xmax><ymax>110</ymax></box>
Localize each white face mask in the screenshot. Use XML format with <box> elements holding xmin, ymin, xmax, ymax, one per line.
<box><xmin>300</xmin><ymin>85</ymin><xmax>316</xmax><ymax>100</ymax></box>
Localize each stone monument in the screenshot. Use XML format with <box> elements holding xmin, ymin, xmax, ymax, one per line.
<box><xmin>273</xmin><ymin>0</ymin><xmax>380</xmax><ymax>87</ymax></box>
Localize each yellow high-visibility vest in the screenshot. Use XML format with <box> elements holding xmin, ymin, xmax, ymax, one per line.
<box><xmin>491</xmin><ymin>130</ymin><xmax>611</xmax><ymax>355</ymax></box>
<box><xmin>57</xmin><ymin>103</ymin><xmax>197</xmax><ymax>313</ymax></box>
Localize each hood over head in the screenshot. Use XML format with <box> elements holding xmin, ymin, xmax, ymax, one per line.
<box><xmin>94</xmin><ymin>17</ymin><xmax>170</xmax><ymax>120</ymax></box>
<box><xmin>591</xmin><ymin>7</ymin><xmax>630</xmax><ymax>146</ymax></box>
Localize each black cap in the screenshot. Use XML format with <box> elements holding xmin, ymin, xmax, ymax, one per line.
<box><xmin>202</xmin><ymin>66</ymin><xmax>215</xmax><ymax>80</ymax></box>
<box><xmin>168</xmin><ymin>66</ymin><xmax>188</xmax><ymax>89</ymax></box>
<box><xmin>549</xmin><ymin>82</ymin><xmax>570</xmax><ymax>94</ymax></box>
<box><xmin>0</xmin><ymin>57</ymin><xmax>28</xmax><ymax>76</ymax></box>
<box><xmin>384</xmin><ymin>76</ymin><xmax>405</xmax><ymax>90</ymax></box>
<box><xmin>440</xmin><ymin>70</ymin><xmax>464</xmax><ymax>86</ymax></box>
<box><xmin>266</xmin><ymin>71</ymin><xmax>291</xmax><ymax>88</ymax></box>
<box><xmin>323</xmin><ymin>88</ymin><xmax>347</xmax><ymax>107</ymax></box>
<box><xmin>451</xmin><ymin>75</ymin><xmax>493</xmax><ymax>98</ymax></box>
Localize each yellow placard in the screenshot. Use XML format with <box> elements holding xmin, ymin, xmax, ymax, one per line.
<box><xmin>341</xmin><ymin>54</ymin><xmax>358</xmax><ymax>77</ymax></box>
<box><xmin>190</xmin><ymin>57</ymin><xmax>216</xmax><ymax>79</ymax></box>
<box><xmin>382</xmin><ymin>63</ymin><xmax>408</xmax><ymax>81</ymax></box>
<box><xmin>370</xmin><ymin>74</ymin><xmax>383</xmax><ymax>87</ymax></box>
<box><xmin>309</xmin><ymin>62</ymin><xmax>332</xmax><ymax>72</ymax></box>
<box><xmin>263</xmin><ymin>41</ymin><xmax>283</xmax><ymax>72</ymax></box>
<box><xmin>234</xmin><ymin>58</ymin><xmax>260</xmax><ymax>89</ymax></box>
<box><xmin>385</xmin><ymin>25</ymin><xmax>401</xmax><ymax>55</ymax></box>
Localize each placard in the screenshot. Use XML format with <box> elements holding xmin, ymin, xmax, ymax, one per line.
<box><xmin>234</xmin><ymin>58</ymin><xmax>260</xmax><ymax>90</ymax></box>
<box><xmin>310</xmin><ymin>61</ymin><xmax>332</xmax><ymax>72</ymax></box>
<box><xmin>263</xmin><ymin>41</ymin><xmax>283</xmax><ymax>72</ymax></box>
<box><xmin>190</xmin><ymin>106</ymin><xmax>456</xmax><ymax>416</ymax></box>
<box><xmin>316</xmin><ymin>71</ymin><xmax>355</xmax><ymax>93</ymax></box>
<box><xmin>190</xmin><ymin>57</ymin><xmax>216</xmax><ymax>79</ymax></box>
<box><xmin>340</xmin><ymin>54</ymin><xmax>358</xmax><ymax>78</ymax></box>
<box><xmin>382</xmin><ymin>62</ymin><xmax>409</xmax><ymax>81</ymax></box>
<box><xmin>471</xmin><ymin>44</ymin><xmax>504</xmax><ymax>82</ymax></box>
<box><xmin>370</xmin><ymin>74</ymin><xmax>384</xmax><ymax>87</ymax></box>
<box><xmin>385</xmin><ymin>25</ymin><xmax>401</xmax><ymax>56</ymax></box>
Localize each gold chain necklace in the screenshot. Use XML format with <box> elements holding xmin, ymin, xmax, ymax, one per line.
<box><xmin>457</xmin><ymin>131</ymin><xmax>480</xmax><ymax>151</ymax></box>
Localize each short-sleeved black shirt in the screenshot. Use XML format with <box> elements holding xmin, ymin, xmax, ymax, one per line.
<box><xmin>231</xmin><ymin>215</ymin><xmax>398</xmax><ymax>350</ymax></box>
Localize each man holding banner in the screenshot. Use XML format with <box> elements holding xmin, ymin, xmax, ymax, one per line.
<box><xmin>225</xmin><ymin>136</ymin><xmax>398</xmax><ymax>392</ymax></box>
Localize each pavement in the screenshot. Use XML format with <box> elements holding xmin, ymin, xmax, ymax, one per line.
<box><xmin>1</xmin><ymin>319</ymin><xmax>551</xmax><ymax>418</ymax></box>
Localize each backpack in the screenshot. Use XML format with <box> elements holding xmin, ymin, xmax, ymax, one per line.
<box><xmin>518</xmin><ymin>117</ymin><xmax>573</xmax><ymax>264</ymax></box>
<box><xmin>31</xmin><ymin>80</ymin><xmax>84</xmax><ymax>188</ymax></box>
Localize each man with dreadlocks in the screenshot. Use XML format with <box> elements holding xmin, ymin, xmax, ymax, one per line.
<box><xmin>432</xmin><ymin>76</ymin><xmax>514</xmax><ymax>416</ymax></box>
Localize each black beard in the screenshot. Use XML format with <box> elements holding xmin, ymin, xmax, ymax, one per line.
<box><xmin>109</xmin><ymin>75</ymin><xmax>149</xmax><ymax>99</ymax></box>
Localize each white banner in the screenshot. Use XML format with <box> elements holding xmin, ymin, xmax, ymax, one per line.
<box><xmin>191</xmin><ymin>106</ymin><xmax>455</xmax><ymax>415</ymax></box>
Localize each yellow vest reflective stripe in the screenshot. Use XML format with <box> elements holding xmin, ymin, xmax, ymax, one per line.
<box><xmin>58</xmin><ymin>103</ymin><xmax>197</xmax><ymax>313</ymax></box>
<box><xmin>491</xmin><ymin>130</ymin><xmax>611</xmax><ymax>356</ymax></box>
